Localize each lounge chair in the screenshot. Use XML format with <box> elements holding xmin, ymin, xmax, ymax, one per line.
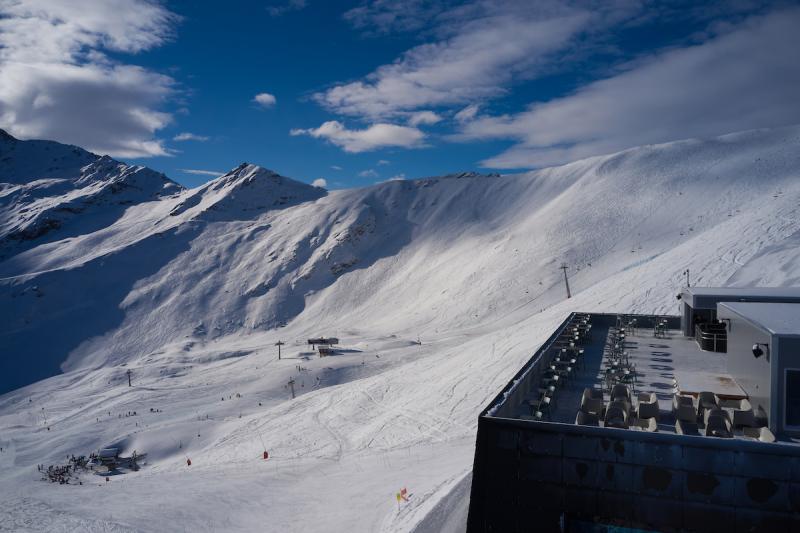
<box><xmin>581</xmin><ymin>389</ymin><xmax>605</xmax><ymax>418</ymax></box>
<box><xmin>673</xmin><ymin>394</ymin><xmax>697</xmax><ymax>423</ymax></box>
<box><xmin>604</xmin><ymin>401</ymin><xmax>629</xmax><ymax>429</ymax></box>
<box><xmin>581</xmin><ymin>397</ymin><xmax>605</xmax><ymax>418</ymax></box>
<box><xmin>582</xmin><ymin>387</ymin><xmax>603</xmax><ymax>401</ymax></box>
<box><xmin>697</xmin><ymin>391</ymin><xmax>718</xmax><ymax>419</ymax></box>
<box><xmin>676</xmin><ymin>419</ymin><xmax>700</xmax><ymax>436</ymax></box>
<box><xmin>637</xmin><ymin>392</ymin><xmax>659</xmax><ymax>420</ymax></box>
<box><xmin>742</xmin><ymin>426</ymin><xmax>776</xmax><ymax>443</ymax></box>
<box><xmin>718</xmin><ymin>398</ymin><xmax>756</xmax><ymax>428</ymax></box>
<box><xmin>703</xmin><ymin>408</ymin><xmax>729</xmax><ymax>428</ymax></box>
<box><xmin>705</xmin><ymin>413</ymin><xmax>733</xmax><ymax>438</ymax></box>
<box><xmin>611</xmin><ymin>384</ymin><xmax>631</xmax><ymax>403</ymax></box>
<box><xmin>631</xmin><ymin>417</ymin><xmax>658</xmax><ymax>432</ymax></box>
<box><xmin>575</xmin><ymin>410</ymin><xmax>599</xmax><ymax>426</ymax></box>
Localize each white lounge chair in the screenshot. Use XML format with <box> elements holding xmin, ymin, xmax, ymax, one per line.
<box><xmin>673</xmin><ymin>394</ymin><xmax>697</xmax><ymax>423</ymax></box>
<box><xmin>637</xmin><ymin>392</ymin><xmax>659</xmax><ymax>420</ymax></box>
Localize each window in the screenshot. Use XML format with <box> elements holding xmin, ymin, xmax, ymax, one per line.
<box><xmin>785</xmin><ymin>369</ymin><xmax>800</xmax><ymax>428</ymax></box>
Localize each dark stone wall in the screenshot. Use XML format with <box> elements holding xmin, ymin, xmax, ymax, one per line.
<box><xmin>467</xmin><ymin>417</ymin><xmax>800</xmax><ymax>532</ymax></box>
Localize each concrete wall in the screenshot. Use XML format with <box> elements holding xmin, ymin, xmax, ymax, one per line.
<box><xmin>467</xmin><ymin>417</ymin><xmax>800</xmax><ymax>532</ymax></box>
<box><xmin>719</xmin><ymin>308</ymin><xmax>772</xmax><ymax>426</ymax></box>
<box><xmin>681</xmin><ymin>301</ymin><xmax>692</xmax><ymax>336</ymax></box>
<box><xmin>777</xmin><ymin>337</ymin><xmax>800</xmax><ymax>437</ymax></box>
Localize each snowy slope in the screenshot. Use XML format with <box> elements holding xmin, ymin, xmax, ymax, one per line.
<box><xmin>1</xmin><ymin>125</ymin><xmax>799</xmax><ymax>532</ymax></box>
<box><xmin>0</xmin><ymin>131</ymin><xmax>183</xmax><ymax>261</ymax></box>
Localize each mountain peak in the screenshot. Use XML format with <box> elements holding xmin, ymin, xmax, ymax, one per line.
<box><xmin>0</xmin><ymin>128</ymin><xmax>16</xmax><ymax>142</ymax></box>
<box><xmin>169</xmin><ymin>163</ymin><xmax>325</xmax><ymax>219</ymax></box>
<box><xmin>218</xmin><ymin>163</ymin><xmax>282</xmax><ymax>183</ymax></box>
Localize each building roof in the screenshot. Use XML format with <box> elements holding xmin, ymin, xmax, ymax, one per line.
<box><xmin>718</xmin><ymin>302</ymin><xmax>800</xmax><ymax>337</ymax></box>
<box><xmin>681</xmin><ymin>286</ymin><xmax>800</xmax><ymax>308</ymax></box>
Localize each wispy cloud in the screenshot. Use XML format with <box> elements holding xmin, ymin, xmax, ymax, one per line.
<box><xmin>386</xmin><ymin>173</ymin><xmax>405</xmax><ymax>181</ymax></box>
<box><xmin>267</xmin><ymin>0</ymin><xmax>307</xmax><ymax>17</ymax></box>
<box><xmin>407</xmin><ymin>110</ymin><xmax>442</xmax><ymax>126</ymax></box>
<box><xmin>0</xmin><ymin>0</ymin><xmax>180</xmax><ymax>158</ymax></box>
<box><xmin>317</xmin><ymin>1</ymin><xmax>602</xmax><ymax>119</ymax></box>
<box><xmin>331</xmin><ymin>165</ymin><xmax>343</xmax><ymax>170</ymax></box>
<box><xmin>290</xmin><ymin>120</ymin><xmax>425</xmax><ymax>153</ymax></box>
<box><xmin>253</xmin><ymin>92</ymin><xmax>277</xmax><ymax>108</ymax></box>
<box><xmin>454</xmin><ymin>104</ymin><xmax>479</xmax><ymax>123</ymax></box>
<box><xmin>343</xmin><ymin>0</ymin><xmax>443</xmax><ymax>36</ymax></box>
<box><xmin>455</xmin><ymin>8</ymin><xmax>800</xmax><ymax>168</ymax></box>
<box><xmin>173</xmin><ymin>132</ymin><xmax>209</xmax><ymax>142</ymax></box>
<box><xmin>358</xmin><ymin>169</ymin><xmax>379</xmax><ymax>178</ymax></box>
<box><xmin>180</xmin><ymin>168</ymin><xmax>224</xmax><ymax>176</ymax></box>
<box><xmin>377</xmin><ymin>159</ymin><xmax>390</xmax><ymax>166</ymax></box>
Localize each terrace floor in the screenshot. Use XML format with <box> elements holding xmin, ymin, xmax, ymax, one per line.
<box><xmin>546</xmin><ymin>322</ymin><xmax>744</xmax><ymax>434</ymax></box>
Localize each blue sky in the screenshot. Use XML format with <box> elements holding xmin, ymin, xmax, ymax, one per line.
<box><xmin>2</xmin><ymin>1</ymin><xmax>799</xmax><ymax>188</ymax></box>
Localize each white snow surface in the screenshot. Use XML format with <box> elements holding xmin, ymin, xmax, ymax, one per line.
<box><xmin>1</xmin><ymin>125</ymin><xmax>800</xmax><ymax>531</ymax></box>
<box><xmin>0</xmin><ymin>131</ymin><xmax>182</xmax><ymax>263</ymax></box>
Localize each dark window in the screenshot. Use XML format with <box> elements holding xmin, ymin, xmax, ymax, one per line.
<box><xmin>786</xmin><ymin>370</ymin><xmax>800</xmax><ymax>427</ymax></box>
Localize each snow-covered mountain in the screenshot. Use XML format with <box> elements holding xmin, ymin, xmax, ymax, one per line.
<box><xmin>1</xmin><ymin>125</ymin><xmax>799</xmax><ymax>531</ymax></box>
<box><xmin>0</xmin><ymin>130</ymin><xmax>183</xmax><ymax>261</ymax></box>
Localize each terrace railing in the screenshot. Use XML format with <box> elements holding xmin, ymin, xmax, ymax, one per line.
<box><xmin>694</xmin><ymin>323</ymin><xmax>727</xmax><ymax>352</ymax></box>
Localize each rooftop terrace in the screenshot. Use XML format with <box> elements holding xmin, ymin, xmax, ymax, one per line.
<box><xmin>488</xmin><ymin>312</ymin><xmax>786</xmax><ymax>443</ymax></box>
<box><xmin>470</xmin><ymin>310</ymin><xmax>800</xmax><ymax>532</ymax></box>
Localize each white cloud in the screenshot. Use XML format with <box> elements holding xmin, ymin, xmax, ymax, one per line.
<box><xmin>456</xmin><ymin>8</ymin><xmax>800</xmax><ymax>168</ymax></box>
<box><xmin>0</xmin><ymin>0</ymin><xmax>180</xmax><ymax>158</ymax></box>
<box><xmin>253</xmin><ymin>92</ymin><xmax>277</xmax><ymax>108</ymax></box>
<box><xmin>267</xmin><ymin>0</ymin><xmax>307</xmax><ymax>17</ymax></box>
<box><xmin>377</xmin><ymin>159</ymin><xmax>390</xmax><ymax>165</ymax></box>
<box><xmin>311</xmin><ymin>177</ymin><xmax>327</xmax><ymax>188</ymax></box>
<box><xmin>290</xmin><ymin>120</ymin><xmax>425</xmax><ymax>153</ymax></box>
<box><xmin>386</xmin><ymin>173</ymin><xmax>406</xmax><ymax>181</ymax></box>
<box><xmin>408</xmin><ymin>110</ymin><xmax>442</xmax><ymax>126</ymax></box>
<box><xmin>358</xmin><ymin>169</ymin><xmax>379</xmax><ymax>178</ymax></box>
<box><xmin>180</xmin><ymin>168</ymin><xmax>224</xmax><ymax>176</ymax></box>
<box><xmin>173</xmin><ymin>132</ymin><xmax>209</xmax><ymax>142</ymax></box>
<box><xmin>343</xmin><ymin>0</ymin><xmax>443</xmax><ymax>35</ymax></box>
<box><xmin>331</xmin><ymin>165</ymin><xmax>343</xmax><ymax>170</ymax></box>
<box><xmin>454</xmin><ymin>104</ymin><xmax>479</xmax><ymax>123</ymax></box>
<box><xmin>317</xmin><ymin>2</ymin><xmax>599</xmax><ymax>119</ymax></box>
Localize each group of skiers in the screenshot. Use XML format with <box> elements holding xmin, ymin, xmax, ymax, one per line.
<box><xmin>39</xmin><ymin>455</ymin><xmax>88</xmax><ymax>484</ymax></box>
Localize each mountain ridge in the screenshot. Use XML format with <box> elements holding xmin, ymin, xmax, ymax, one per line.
<box><xmin>1</xmin><ymin>124</ymin><xmax>799</xmax><ymax>393</ymax></box>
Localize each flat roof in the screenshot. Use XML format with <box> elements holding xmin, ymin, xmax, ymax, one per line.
<box><xmin>486</xmin><ymin>312</ymin><xmax>796</xmax><ymax>444</ymax></box>
<box><xmin>718</xmin><ymin>302</ymin><xmax>800</xmax><ymax>337</ymax></box>
<box><xmin>684</xmin><ymin>287</ymin><xmax>800</xmax><ymax>297</ymax></box>
<box><xmin>680</xmin><ymin>286</ymin><xmax>800</xmax><ymax>309</ymax></box>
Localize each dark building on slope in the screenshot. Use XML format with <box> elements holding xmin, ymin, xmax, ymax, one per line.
<box><xmin>467</xmin><ymin>288</ymin><xmax>800</xmax><ymax>532</ymax></box>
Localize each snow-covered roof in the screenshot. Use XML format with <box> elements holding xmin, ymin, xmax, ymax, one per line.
<box><xmin>718</xmin><ymin>302</ymin><xmax>800</xmax><ymax>337</ymax></box>
<box><xmin>681</xmin><ymin>287</ymin><xmax>800</xmax><ymax>308</ymax></box>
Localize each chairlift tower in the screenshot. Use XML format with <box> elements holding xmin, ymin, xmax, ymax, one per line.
<box><xmin>275</xmin><ymin>340</ymin><xmax>285</xmax><ymax>360</ymax></box>
<box><xmin>126</xmin><ymin>369</ymin><xmax>132</xmax><ymax>387</ymax></box>
<box><xmin>288</xmin><ymin>377</ymin><xmax>296</xmax><ymax>399</ymax></box>
<box><xmin>560</xmin><ymin>263</ymin><xmax>571</xmax><ymax>299</ymax></box>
